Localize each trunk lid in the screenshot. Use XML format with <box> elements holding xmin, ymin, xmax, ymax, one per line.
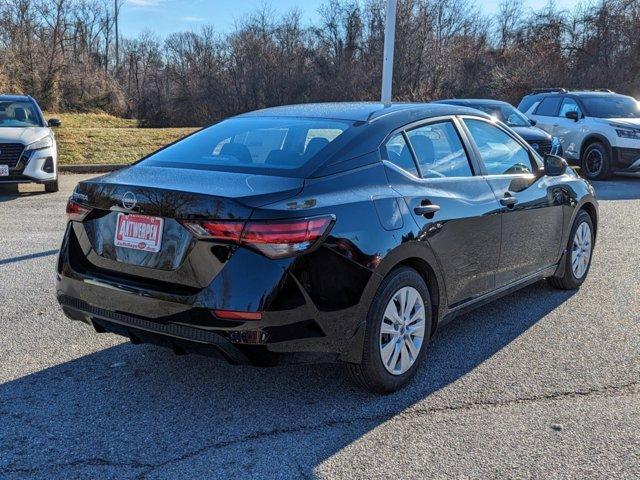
<box><xmin>71</xmin><ymin>165</ymin><xmax>303</xmax><ymax>287</ymax></box>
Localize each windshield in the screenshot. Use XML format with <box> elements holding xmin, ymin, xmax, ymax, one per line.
<box><xmin>141</xmin><ymin>117</ymin><xmax>352</xmax><ymax>173</ymax></box>
<box><xmin>469</xmin><ymin>103</ymin><xmax>531</xmax><ymax>127</ymax></box>
<box><xmin>582</xmin><ymin>96</ymin><xmax>640</xmax><ymax>118</ymax></box>
<box><xmin>0</xmin><ymin>101</ymin><xmax>43</xmax><ymax>127</ymax></box>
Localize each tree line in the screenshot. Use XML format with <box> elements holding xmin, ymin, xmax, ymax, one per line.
<box><xmin>1</xmin><ymin>0</ymin><xmax>639</xmax><ymax>127</ymax></box>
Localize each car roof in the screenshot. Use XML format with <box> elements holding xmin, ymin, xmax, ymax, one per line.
<box><xmin>238</xmin><ymin>102</ymin><xmax>489</xmax><ymax>123</ymax></box>
<box><xmin>0</xmin><ymin>94</ymin><xmax>33</xmax><ymax>102</ymax></box>
<box><xmin>435</xmin><ymin>99</ymin><xmax>512</xmax><ymax>108</ymax></box>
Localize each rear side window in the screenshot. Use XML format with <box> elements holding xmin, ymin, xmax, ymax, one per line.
<box><xmin>464</xmin><ymin>119</ymin><xmax>534</xmax><ymax>175</ymax></box>
<box><xmin>383</xmin><ymin>133</ymin><xmax>419</xmax><ymax>177</ymax></box>
<box><xmin>142</xmin><ymin>117</ymin><xmax>352</xmax><ymax>173</ymax></box>
<box><xmin>534</xmin><ymin>97</ymin><xmax>562</xmax><ymax>116</ymax></box>
<box><xmin>517</xmin><ymin>95</ymin><xmax>539</xmax><ymax>113</ymax></box>
<box><xmin>406</xmin><ymin>121</ymin><xmax>473</xmax><ymax>178</ymax></box>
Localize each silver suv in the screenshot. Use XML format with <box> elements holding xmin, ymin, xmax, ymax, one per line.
<box><xmin>0</xmin><ymin>94</ymin><xmax>60</xmax><ymax>192</ymax></box>
<box><xmin>519</xmin><ymin>89</ymin><xmax>640</xmax><ymax>180</ymax></box>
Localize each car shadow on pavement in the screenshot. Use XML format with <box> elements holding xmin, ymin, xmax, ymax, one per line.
<box><xmin>590</xmin><ymin>174</ymin><xmax>640</xmax><ymax>200</ymax></box>
<box><xmin>0</xmin><ymin>186</ymin><xmax>49</xmax><ymax>202</ymax></box>
<box><xmin>0</xmin><ymin>281</ymin><xmax>575</xmax><ymax>479</ymax></box>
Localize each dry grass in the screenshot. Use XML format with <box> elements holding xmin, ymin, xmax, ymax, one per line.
<box><xmin>46</xmin><ymin>112</ymin><xmax>198</xmax><ymax>165</ymax></box>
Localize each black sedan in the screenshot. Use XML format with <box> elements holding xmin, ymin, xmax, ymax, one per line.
<box><xmin>56</xmin><ymin>103</ymin><xmax>597</xmax><ymax>393</ymax></box>
<box><xmin>434</xmin><ymin>99</ymin><xmax>563</xmax><ymax>157</ymax></box>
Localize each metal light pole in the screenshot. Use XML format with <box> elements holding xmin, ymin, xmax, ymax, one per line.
<box><xmin>381</xmin><ymin>0</ymin><xmax>397</xmax><ymax>104</ymax></box>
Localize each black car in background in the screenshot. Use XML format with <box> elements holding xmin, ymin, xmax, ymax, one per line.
<box><xmin>434</xmin><ymin>99</ymin><xmax>562</xmax><ymax>157</ymax></box>
<box><xmin>56</xmin><ymin>102</ymin><xmax>597</xmax><ymax>393</ymax></box>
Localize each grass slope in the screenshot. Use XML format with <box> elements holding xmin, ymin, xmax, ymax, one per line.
<box><xmin>46</xmin><ymin>112</ymin><xmax>198</xmax><ymax>165</ymax></box>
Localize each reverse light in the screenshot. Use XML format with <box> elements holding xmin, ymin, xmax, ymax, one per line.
<box><xmin>181</xmin><ymin>215</ymin><xmax>335</xmax><ymax>259</ymax></box>
<box><xmin>66</xmin><ymin>198</ymin><xmax>92</xmax><ymax>222</ymax></box>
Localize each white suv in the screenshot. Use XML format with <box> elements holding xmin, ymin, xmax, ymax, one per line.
<box><xmin>0</xmin><ymin>95</ymin><xmax>60</xmax><ymax>192</ymax></box>
<box><xmin>518</xmin><ymin>89</ymin><xmax>640</xmax><ymax>180</ymax></box>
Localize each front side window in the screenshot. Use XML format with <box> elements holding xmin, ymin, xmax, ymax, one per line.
<box><xmin>559</xmin><ymin>98</ymin><xmax>582</xmax><ymax>118</ymax></box>
<box><xmin>464</xmin><ymin>119</ymin><xmax>534</xmax><ymax>175</ymax></box>
<box><xmin>581</xmin><ymin>95</ymin><xmax>640</xmax><ymax>118</ymax></box>
<box><xmin>142</xmin><ymin>117</ymin><xmax>351</xmax><ymax>173</ymax></box>
<box><xmin>0</xmin><ymin>101</ymin><xmax>42</xmax><ymax>127</ymax></box>
<box><xmin>534</xmin><ymin>97</ymin><xmax>561</xmax><ymax>117</ymax></box>
<box><xmin>406</xmin><ymin>121</ymin><xmax>473</xmax><ymax>178</ymax></box>
<box><xmin>383</xmin><ymin>133</ymin><xmax>419</xmax><ymax>177</ymax></box>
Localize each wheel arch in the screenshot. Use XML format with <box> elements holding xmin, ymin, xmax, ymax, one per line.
<box><xmin>580</xmin><ymin>134</ymin><xmax>612</xmax><ymax>161</ymax></box>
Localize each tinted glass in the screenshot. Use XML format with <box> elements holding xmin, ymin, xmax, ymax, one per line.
<box><xmin>384</xmin><ymin>133</ymin><xmax>419</xmax><ymax>177</ymax></box>
<box><xmin>0</xmin><ymin>101</ymin><xmax>42</xmax><ymax>127</ymax></box>
<box><xmin>142</xmin><ymin>117</ymin><xmax>351</xmax><ymax>172</ymax></box>
<box><xmin>559</xmin><ymin>98</ymin><xmax>582</xmax><ymax>117</ymax></box>
<box><xmin>464</xmin><ymin>119</ymin><xmax>534</xmax><ymax>175</ymax></box>
<box><xmin>518</xmin><ymin>95</ymin><xmax>539</xmax><ymax>113</ymax></box>
<box><xmin>581</xmin><ymin>96</ymin><xmax>640</xmax><ymax>118</ymax></box>
<box><xmin>534</xmin><ymin>97</ymin><xmax>561</xmax><ymax>116</ymax></box>
<box><xmin>406</xmin><ymin>121</ymin><xmax>473</xmax><ymax>178</ymax></box>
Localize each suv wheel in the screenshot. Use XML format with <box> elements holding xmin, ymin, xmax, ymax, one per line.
<box><xmin>581</xmin><ymin>142</ymin><xmax>612</xmax><ymax>180</ymax></box>
<box><xmin>347</xmin><ymin>267</ymin><xmax>432</xmax><ymax>393</ymax></box>
<box><xmin>548</xmin><ymin>210</ymin><xmax>594</xmax><ymax>290</ymax></box>
<box><xmin>44</xmin><ymin>180</ymin><xmax>59</xmax><ymax>193</ymax></box>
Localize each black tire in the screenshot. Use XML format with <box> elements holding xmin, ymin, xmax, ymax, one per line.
<box><xmin>581</xmin><ymin>142</ymin><xmax>612</xmax><ymax>180</ymax></box>
<box><xmin>548</xmin><ymin>210</ymin><xmax>594</xmax><ymax>290</ymax></box>
<box><xmin>347</xmin><ymin>266</ymin><xmax>432</xmax><ymax>394</ymax></box>
<box><xmin>44</xmin><ymin>180</ymin><xmax>59</xmax><ymax>193</ymax></box>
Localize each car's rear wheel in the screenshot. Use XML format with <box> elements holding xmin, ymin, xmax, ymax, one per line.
<box><xmin>347</xmin><ymin>267</ymin><xmax>432</xmax><ymax>393</ymax></box>
<box><xmin>581</xmin><ymin>142</ymin><xmax>612</xmax><ymax>180</ymax></box>
<box><xmin>44</xmin><ymin>180</ymin><xmax>59</xmax><ymax>193</ymax></box>
<box><xmin>548</xmin><ymin>210</ymin><xmax>594</xmax><ymax>290</ymax></box>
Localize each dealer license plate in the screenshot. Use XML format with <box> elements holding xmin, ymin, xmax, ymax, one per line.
<box><xmin>114</xmin><ymin>213</ymin><xmax>164</xmax><ymax>253</ymax></box>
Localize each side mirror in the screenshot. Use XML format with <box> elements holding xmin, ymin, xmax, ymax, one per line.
<box><xmin>565</xmin><ymin>111</ymin><xmax>579</xmax><ymax>122</ymax></box>
<box><xmin>529</xmin><ymin>119</ymin><xmax>537</xmax><ymax>126</ymax></box>
<box><xmin>544</xmin><ymin>154</ymin><xmax>568</xmax><ymax>176</ymax></box>
<box><xmin>48</xmin><ymin>118</ymin><xmax>61</xmax><ymax>127</ymax></box>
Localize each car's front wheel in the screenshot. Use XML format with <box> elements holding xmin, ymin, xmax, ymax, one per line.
<box><xmin>347</xmin><ymin>267</ymin><xmax>432</xmax><ymax>393</ymax></box>
<box><xmin>44</xmin><ymin>180</ymin><xmax>59</xmax><ymax>193</ymax></box>
<box><xmin>581</xmin><ymin>142</ymin><xmax>612</xmax><ymax>180</ymax></box>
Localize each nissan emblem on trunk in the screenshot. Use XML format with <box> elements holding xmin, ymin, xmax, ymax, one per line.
<box><xmin>121</xmin><ymin>191</ymin><xmax>137</xmax><ymax>210</ymax></box>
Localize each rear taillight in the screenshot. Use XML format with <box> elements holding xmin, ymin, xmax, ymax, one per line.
<box><xmin>66</xmin><ymin>198</ymin><xmax>92</xmax><ymax>222</ymax></box>
<box><xmin>181</xmin><ymin>215</ymin><xmax>334</xmax><ymax>259</ymax></box>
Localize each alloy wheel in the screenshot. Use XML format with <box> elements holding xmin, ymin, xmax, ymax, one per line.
<box><xmin>379</xmin><ymin>286</ymin><xmax>426</xmax><ymax>375</ymax></box>
<box><xmin>571</xmin><ymin>222</ymin><xmax>592</xmax><ymax>279</ymax></box>
<box><xmin>585</xmin><ymin>149</ymin><xmax>603</xmax><ymax>177</ymax></box>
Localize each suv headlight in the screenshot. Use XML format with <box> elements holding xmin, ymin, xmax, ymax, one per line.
<box><xmin>615</xmin><ymin>128</ymin><xmax>640</xmax><ymax>140</ymax></box>
<box><xmin>24</xmin><ymin>135</ymin><xmax>53</xmax><ymax>152</ymax></box>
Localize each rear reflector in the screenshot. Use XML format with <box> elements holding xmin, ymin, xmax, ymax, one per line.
<box><xmin>66</xmin><ymin>198</ymin><xmax>92</xmax><ymax>222</ymax></box>
<box><xmin>181</xmin><ymin>215</ymin><xmax>334</xmax><ymax>259</ymax></box>
<box><xmin>213</xmin><ymin>310</ymin><xmax>263</xmax><ymax>321</ymax></box>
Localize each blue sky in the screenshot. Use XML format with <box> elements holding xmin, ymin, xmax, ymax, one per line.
<box><xmin>121</xmin><ymin>0</ymin><xmax>584</xmax><ymax>38</ymax></box>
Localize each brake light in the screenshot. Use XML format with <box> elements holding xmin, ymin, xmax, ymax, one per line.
<box><xmin>181</xmin><ymin>216</ymin><xmax>334</xmax><ymax>258</ymax></box>
<box><xmin>66</xmin><ymin>198</ymin><xmax>92</xmax><ymax>222</ymax></box>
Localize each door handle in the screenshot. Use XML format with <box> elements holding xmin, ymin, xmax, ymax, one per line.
<box><xmin>414</xmin><ymin>204</ymin><xmax>441</xmax><ymax>216</ymax></box>
<box><xmin>500</xmin><ymin>194</ymin><xmax>517</xmax><ymax>207</ymax></box>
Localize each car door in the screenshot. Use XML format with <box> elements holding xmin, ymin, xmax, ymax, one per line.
<box><xmin>382</xmin><ymin>117</ymin><xmax>502</xmax><ymax>307</ymax></box>
<box><xmin>554</xmin><ymin>97</ymin><xmax>584</xmax><ymax>160</ymax></box>
<box><xmin>460</xmin><ymin>117</ymin><xmax>565</xmax><ymax>287</ymax></box>
<box><xmin>530</xmin><ymin>96</ymin><xmax>562</xmax><ymax>135</ymax></box>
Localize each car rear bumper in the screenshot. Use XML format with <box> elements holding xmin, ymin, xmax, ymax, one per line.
<box><xmin>55</xmin><ymin>223</ymin><xmax>369</xmax><ymax>363</ymax></box>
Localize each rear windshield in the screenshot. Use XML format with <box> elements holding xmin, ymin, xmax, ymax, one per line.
<box><xmin>141</xmin><ymin>117</ymin><xmax>352</xmax><ymax>173</ymax></box>
<box><xmin>0</xmin><ymin>101</ymin><xmax>43</xmax><ymax>127</ymax></box>
<box><xmin>468</xmin><ymin>103</ymin><xmax>531</xmax><ymax>127</ymax></box>
<box><xmin>582</xmin><ymin>96</ymin><xmax>640</xmax><ymax>118</ymax></box>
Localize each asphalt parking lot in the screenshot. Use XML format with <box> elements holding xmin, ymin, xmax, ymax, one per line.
<box><xmin>0</xmin><ymin>173</ymin><xmax>638</xmax><ymax>479</ymax></box>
